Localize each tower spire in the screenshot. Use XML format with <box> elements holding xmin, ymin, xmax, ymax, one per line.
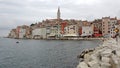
<box><xmin>57</xmin><ymin>6</ymin><xmax>61</xmax><ymax>21</ymax></box>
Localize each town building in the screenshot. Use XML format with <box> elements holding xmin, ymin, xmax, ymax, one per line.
<box><xmin>32</xmin><ymin>28</ymin><xmax>42</xmax><ymax>39</ymax></box>
<box><xmin>47</xmin><ymin>24</ymin><xmax>61</xmax><ymax>38</ymax></box>
<box><xmin>63</xmin><ymin>24</ymin><xmax>79</xmax><ymax>37</ymax></box>
<box><xmin>17</xmin><ymin>25</ymin><xmax>29</xmax><ymax>39</ymax></box>
<box><xmin>102</xmin><ymin>17</ymin><xmax>117</xmax><ymax>37</ymax></box>
<box><xmin>8</xmin><ymin>29</ymin><xmax>17</xmax><ymax>38</ymax></box>
<box><xmin>109</xmin><ymin>18</ymin><xmax>117</xmax><ymax>37</ymax></box>
<box><xmin>80</xmin><ymin>24</ymin><xmax>94</xmax><ymax>37</ymax></box>
<box><xmin>92</xmin><ymin>19</ymin><xmax>102</xmax><ymax>37</ymax></box>
<box><xmin>102</xmin><ymin>17</ymin><xmax>110</xmax><ymax>36</ymax></box>
<box><xmin>40</xmin><ymin>27</ymin><xmax>47</xmax><ymax>39</ymax></box>
<box><xmin>8</xmin><ymin>6</ymin><xmax>120</xmax><ymax>39</ymax></box>
<box><xmin>60</xmin><ymin>22</ymin><xmax>67</xmax><ymax>35</ymax></box>
<box><xmin>92</xmin><ymin>19</ymin><xmax>102</xmax><ymax>33</ymax></box>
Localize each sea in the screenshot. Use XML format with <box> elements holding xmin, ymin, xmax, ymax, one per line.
<box><xmin>0</xmin><ymin>38</ymin><xmax>102</xmax><ymax>68</ymax></box>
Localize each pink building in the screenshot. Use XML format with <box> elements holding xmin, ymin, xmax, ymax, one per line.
<box><xmin>102</xmin><ymin>17</ymin><xmax>117</xmax><ymax>37</ymax></box>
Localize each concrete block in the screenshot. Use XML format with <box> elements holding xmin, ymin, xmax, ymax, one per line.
<box><xmin>102</xmin><ymin>57</ymin><xmax>110</xmax><ymax>63</ymax></box>
<box><xmin>77</xmin><ymin>62</ymin><xmax>89</xmax><ymax>68</ymax></box>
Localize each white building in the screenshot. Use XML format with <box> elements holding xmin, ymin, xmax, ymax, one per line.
<box><xmin>109</xmin><ymin>18</ymin><xmax>117</xmax><ymax>37</ymax></box>
<box><xmin>41</xmin><ymin>28</ymin><xmax>47</xmax><ymax>39</ymax></box>
<box><xmin>19</xmin><ymin>28</ymin><xmax>26</xmax><ymax>38</ymax></box>
<box><xmin>47</xmin><ymin>24</ymin><xmax>61</xmax><ymax>38</ymax></box>
<box><xmin>46</xmin><ymin>26</ymin><xmax>51</xmax><ymax>38</ymax></box>
<box><xmin>32</xmin><ymin>28</ymin><xmax>47</xmax><ymax>39</ymax></box>
<box><xmin>48</xmin><ymin>25</ymin><xmax>58</xmax><ymax>37</ymax></box>
<box><xmin>63</xmin><ymin>25</ymin><xmax>79</xmax><ymax>37</ymax></box>
<box><xmin>32</xmin><ymin>28</ymin><xmax>42</xmax><ymax>39</ymax></box>
<box><xmin>81</xmin><ymin>25</ymin><xmax>94</xmax><ymax>37</ymax></box>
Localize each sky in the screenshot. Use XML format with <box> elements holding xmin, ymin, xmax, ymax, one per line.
<box><xmin>0</xmin><ymin>0</ymin><xmax>120</xmax><ymax>37</ymax></box>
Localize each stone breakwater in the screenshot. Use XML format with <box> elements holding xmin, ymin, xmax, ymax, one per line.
<box><xmin>77</xmin><ymin>38</ymin><xmax>120</xmax><ymax>68</ymax></box>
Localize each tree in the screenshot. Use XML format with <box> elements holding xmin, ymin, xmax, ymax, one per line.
<box><xmin>30</xmin><ymin>23</ymin><xmax>35</xmax><ymax>26</ymax></box>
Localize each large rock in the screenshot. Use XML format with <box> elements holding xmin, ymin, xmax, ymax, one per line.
<box><xmin>77</xmin><ymin>38</ymin><xmax>120</xmax><ymax>68</ymax></box>
<box><xmin>77</xmin><ymin>62</ymin><xmax>89</xmax><ymax>68</ymax></box>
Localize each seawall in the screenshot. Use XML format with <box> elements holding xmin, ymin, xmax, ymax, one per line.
<box><xmin>77</xmin><ymin>38</ymin><xmax>120</xmax><ymax>68</ymax></box>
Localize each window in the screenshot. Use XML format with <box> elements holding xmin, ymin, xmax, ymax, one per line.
<box><xmin>89</xmin><ymin>31</ymin><xmax>91</xmax><ymax>34</ymax></box>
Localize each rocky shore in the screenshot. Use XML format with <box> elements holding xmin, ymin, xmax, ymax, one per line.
<box><xmin>77</xmin><ymin>38</ymin><xmax>120</xmax><ymax>68</ymax></box>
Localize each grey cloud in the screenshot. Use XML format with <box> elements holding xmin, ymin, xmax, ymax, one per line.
<box><xmin>0</xmin><ymin>0</ymin><xmax>120</xmax><ymax>36</ymax></box>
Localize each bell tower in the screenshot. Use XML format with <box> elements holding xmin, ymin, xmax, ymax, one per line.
<box><xmin>57</xmin><ymin>7</ymin><xmax>61</xmax><ymax>21</ymax></box>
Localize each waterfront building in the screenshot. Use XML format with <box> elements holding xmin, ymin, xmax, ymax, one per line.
<box><xmin>93</xmin><ymin>27</ymin><xmax>102</xmax><ymax>37</ymax></box>
<box><xmin>63</xmin><ymin>24</ymin><xmax>79</xmax><ymax>37</ymax></box>
<box><xmin>18</xmin><ymin>25</ymin><xmax>29</xmax><ymax>39</ymax></box>
<box><xmin>8</xmin><ymin>29</ymin><xmax>17</xmax><ymax>38</ymax></box>
<box><xmin>19</xmin><ymin>28</ymin><xmax>26</xmax><ymax>38</ymax></box>
<box><xmin>32</xmin><ymin>28</ymin><xmax>42</xmax><ymax>39</ymax></box>
<box><xmin>92</xmin><ymin>19</ymin><xmax>102</xmax><ymax>37</ymax></box>
<box><xmin>16</xmin><ymin>26</ymin><xmax>20</xmax><ymax>38</ymax></box>
<box><xmin>109</xmin><ymin>18</ymin><xmax>117</xmax><ymax>37</ymax></box>
<box><xmin>102</xmin><ymin>17</ymin><xmax>110</xmax><ymax>37</ymax></box>
<box><xmin>60</xmin><ymin>22</ymin><xmax>67</xmax><ymax>34</ymax></box>
<box><xmin>80</xmin><ymin>24</ymin><xmax>94</xmax><ymax>37</ymax></box>
<box><xmin>82</xmin><ymin>21</ymin><xmax>91</xmax><ymax>26</ymax></box>
<box><xmin>46</xmin><ymin>25</ymin><xmax>51</xmax><ymax>38</ymax></box>
<box><xmin>102</xmin><ymin>17</ymin><xmax>117</xmax><ymax>37</ymax></box>
<box><xmin>47</xmin><ymin>24</ymin><xmax>59</xmax><ymax>38</ymax></box>
<box><xmin>25</xmin><ymin>27</ymin><xmax>32</xmax><ymax>39</ymax></box>
<box><xmin>32</xmin><ymin>27</ymin><xmax>47</xmax><ymax>39</ymax></box>
<box><xmin>41</xmin><ymin>27</ymin><xmax>47</xmax><ymax>39</ymax></box>
<box><xmin>92</xmin><ymin>19</ymin><xmax>102</xmax><ymax>33</ymax></box>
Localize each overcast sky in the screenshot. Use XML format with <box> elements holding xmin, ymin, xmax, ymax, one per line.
<box><xmin>0</xmin><ymin>0</ymin><xmax>120</xmax><ymax>37</ymax></box>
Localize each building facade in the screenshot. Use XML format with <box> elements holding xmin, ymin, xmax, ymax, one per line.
<box><xmin>63</xmin><ymin>24</ymin><xmax>79</xmax><ymax>37</ymax></box>
<box><xmin>109</xmin><ymin>18</ymin><xmax>117</xmax><ymax>37</ymax></box>
<box><xmin>80</xmin><ymin>25</ymin><xmax>94</xmax><ymax>37</ymax></box>
<box><xmin>102</xmin><ymin>17</ymin><xmax>117</xmax><ymax>37</ymax></box>
<box><xmin>32</xmin><ymin>28</ymin><xmax>41</xmax><ymax>39</ymax></box>
<box><xmin>102</xmin><ymin>17</ymin><xmax>110</xmax><ymax>36</ymax></box>
<box><xmin>8</xmin><ymin>29</ymin><xmax>17</xmax><ymax>38</ymax></box>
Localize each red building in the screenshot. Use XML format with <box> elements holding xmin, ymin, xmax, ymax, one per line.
<box><xmin>60</xmin><ymin>22</ymin><xmax>67</xmax><ymax>34</ymax></box>
<box><xmin>79</xmin><ymin>27</ymin><xmax>82</xmax><ymax>35</ymax></box>
<box><xmin>93</xmin><ymin>27</ymin><xmax>102</xmax><ymax>37</ymax></box>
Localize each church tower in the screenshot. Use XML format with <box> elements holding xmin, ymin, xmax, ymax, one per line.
<box><xmin>57</xmin><ymin>7</ymin><xmax>61</xmax><ymax>21</ymax></box>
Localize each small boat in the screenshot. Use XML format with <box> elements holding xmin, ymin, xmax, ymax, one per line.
<box><xmin>16</xmin><ymin>41</ymin><xmax>19</xmax><ymax>43</ymax></box>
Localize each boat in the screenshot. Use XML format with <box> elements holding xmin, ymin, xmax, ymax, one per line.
<box><xmin>16</xmin><ymin>41</ymin><xmax>19</xmax><ymax>43</ymax></box>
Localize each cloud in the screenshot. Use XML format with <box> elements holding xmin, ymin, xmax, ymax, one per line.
<box><xmin>0</xmin><ymin>0</ymin><xmax>120</xmax><ymax>36</ymax></box>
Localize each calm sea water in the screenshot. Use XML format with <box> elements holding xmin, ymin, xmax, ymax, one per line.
<box><xmin>0</xmin><ymin>38</ymin><xmax>102</xmax><ymax>68</ymax></box>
